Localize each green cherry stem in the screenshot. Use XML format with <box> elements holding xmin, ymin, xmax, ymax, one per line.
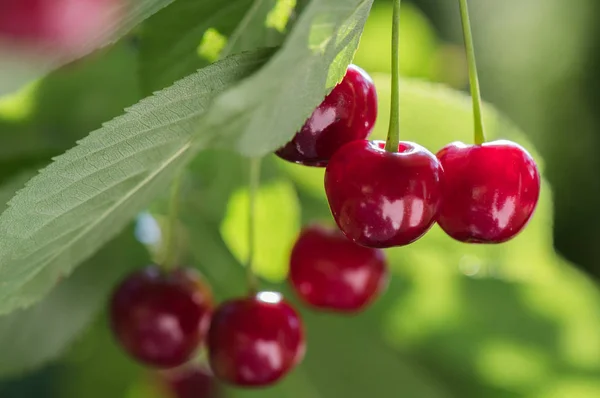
<box><xmin>458</xmin><ymin>0</ymin><xmax>486</xmax><ymax>145</ymax></box>
<box><xmin>246</xmin><ymin>157</ymin><xmax>262</xmax><ymax>294</ymax></box>
<box><xmin>385</xmin><ymin>0</ymin><xmax>401</xmax><ymax>153</ymax></box>
<box><xmin>162</xmin><ymin>170</ymin><xmax>184</xmax><ymax>270</ymax></box>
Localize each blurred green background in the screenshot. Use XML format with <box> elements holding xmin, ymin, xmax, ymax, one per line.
<box><xmin>1</xmin><ymin>0</ymin><xmax>600</xmax><ymax>397</ymax></box>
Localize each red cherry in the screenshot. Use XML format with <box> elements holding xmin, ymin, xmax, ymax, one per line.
<box><xmin>276</xmin><ymin>64</ymin><xmax>378</xmax><ymax>167</ymax></box>
<box><xmin>0</xmin><ymin>0</ymin><xmax>122</xmax><ymax>55</ymax></box>
<box><xmin>208</xmin><ymin>292</ymin><xmax>305</xmax><ymax>387</ymax></box>
<box><xmin>159</xmin><ymin>365</ymin><xmax>221</xmax><ymax>398</ymax></box>
<box><xmin>289</xmin><ymin>224</ymin><xmax>388</xmax><ymax>312</ymax></box>
<box><xmin>436</xmin><ymin>140</ymin><xmax>541</xmax><ymax>243</ymax></box>
<box><xmin>110</xmin><ymin>266</ymin><xmax>213</xmax><ymax>369</ymax></box>
<box><xmin>325</xmin><ymin>140</ymin><xmax>443</xmax><ymax>248</ymax></box>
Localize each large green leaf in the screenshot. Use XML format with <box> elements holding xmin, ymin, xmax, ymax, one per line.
<box><xmin>200</xmin><ymin>0</ymin><xmax>375</xmax><ymax>156</ymax></box>
<box><xmin>0</xmin><ymin>0</ymin><xmax>376</xmax><ymax>315</ymax></box>
<box><xmin>0</xmin><ymin>0</ymin><xmax>177</xmax><ymax>96</ymax></box>
<box><xmin>140</xmin><ymin>0</ymin><xmax>291</xmax><ymax>94</ymax></box>
<box><xmin>0</xmin><ymin>50</ymin><xmax>272</xmax><ymax>314</ymax></box>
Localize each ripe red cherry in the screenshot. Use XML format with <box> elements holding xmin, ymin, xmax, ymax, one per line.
<box><xmin>208</xmin><ymin>292</ymin><xmax>305</xmax><ymax>387</ymax></box>
<box><xmin>325</xmin><ymin>140</ymin><xmax>443</xmax><ymax>248</ymax></box>
<box><xmin>0</xmin><ymin>0</ymin><xmax>122</xmax><ymax>55</ymax></box>
<box><xmin>159</xmin><ymin>365</ymin><xmax>221</xmax><ymax>398</ymax></box>
<box><xmin>436</xmin><ymin>140</ymin><xmax>541</xmax><ymax>243</ymax></box>
<box><xmin>289</xmin><ymin>224</ymin><xmax>388</xmax><ymax>312</ymax></box>
<box><xmin>110</xmin><ymin>266</ymin><xmax>213</xmax><ymax>369</ymax></box>
<box><xmin>276</xmin><ymin>64</ymin><xmax>378</xmax><ymax>167</ymax></box>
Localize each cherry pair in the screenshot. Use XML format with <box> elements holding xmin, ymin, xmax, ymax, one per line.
<box><xmin>276</xmin><ymin>64</ymin><xmax>541</xmax><ymax>247</ymax></box>
<box><xmin>110</xmin><ymin>266</ymin><xmax>304</xmax><ymax>387</ymax></box>
<box><xmin>326</xmin><ymin>139</ymin><xmax>540</xmax><ymax>246</ymax></box>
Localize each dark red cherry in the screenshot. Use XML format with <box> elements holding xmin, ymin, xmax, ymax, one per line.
<box><xmin>289</xmin><ymin>224</ymin><xmax>388</xmax><ymax>312</ymax></box>
<box><xmin>208</xmin><ymin>292</ymin><xmax>305</xmax><ymax>387</ymax></box>
<box><xmin>159</xmin><ymin>365</ymin><xmax>221</xmax><ymax>398</ymax></box>
<box><xmin>325</xmin><ymin>140</ymin><xmax>443</xmax><ymax>248</ymax></box>
<box><xmin>436</xmin><ymin>140</ymin><xmax>541</xmax><ymax>243</ymax></box>
<box><xmin>276</xmin><ymin>64</ymin><xmax>378</xmax><ymax>167</ymax></box>
<box><xmin>110</xmin><ymin>266</ymin><xmax>213</xmax><ymax>369</ymax></box>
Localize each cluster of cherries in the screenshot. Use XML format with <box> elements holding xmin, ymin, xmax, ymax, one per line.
<box><xmin>279</xmin><ymin>64</ymin><xmax>541</xmax><ymax>247</ymax></box>
<box><xmin>2</xmin><ymin>0</ymin><xmax>541</xmax><ymax>394</ymax></box>
<box><xmin>110</xmin><ymin>64</ymin><xmax>540</xmax><ymax>395</ymax></box>
<box><xmin>110</xmin><ymin>225</ymin><xmax>385</xmax><ymax>392</ymax></box>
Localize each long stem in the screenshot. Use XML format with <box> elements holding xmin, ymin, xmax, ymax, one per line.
<box><xmin>246</xmin><ymin>157</ymin><xmax>261</xmax><ymax>294</ymax></box>
<box><xmin>385</xmin><ymin>0</ymin><xmax>401</xmax><ymax>152</ymax></box>
<box><xmin>458</xmin><ymin>0</ymin><xmax>486</xmax><ymax>145</ymax></box>
<box><xmin>162</xmin><ymin>171</ymin><xmax>183</xmax><ymax>270</ymax></box>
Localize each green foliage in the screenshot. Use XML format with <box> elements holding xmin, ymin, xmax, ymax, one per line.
<box><xmin>139</xmin><ymin>0</ymin><xmax>290</xmax><ymax>94</ymax></box>
<box><xmin>0</xmin><ymin>50</ymin><xmax>271</xmax><ymax>314</ymax></box>
<box><xmin>0</xmin><ymin>0</ymin><xmax>374</xmax><ymax>316</ymax></box>
<box><xmin>0</xmin><ymin>172</ymin><xmax>148</xmax><ymax>378</ymax></box>
<box><xmin>57</xmin><ymin>315</ymin><xmax>145</xmax><ymax>398</ymax></box>
<box><xmin>354</xmin><ymin>2</ymin><xmax>438</xmax><ymax>78</ymax></box>
<box><xmin>200</xmin><ymin>0</ymin><xmax>375</xmax><ymax>156</ymax></box>
<box><xmin>0</xmin><ymin>0</ymin><xmax>177</xmax><ymax>96</ymax></box>
<box><xmin>0</xmin><ymin>43</ymin><xmax>140</xmax><ymax>162</ymax></box>
<box><xmin>0</xmin><ymin>226</ymin><xmax>148</xmax><ymax>378</ymax></box>
<box><xmin>0</xmin><ymin>1</ymin><xmax>598</xmax><ymax>397</ymax></box>
<box><xmin>221</xmin><ymin>177</ymin><xmax>301</xmax><ymax>282</ymax></box>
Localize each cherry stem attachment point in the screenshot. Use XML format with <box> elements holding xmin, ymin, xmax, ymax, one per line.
<box><xmin>385</xmin><ymin>0</ymin><xmax>401</xmax><ymax>153</ymax></box>
<box><xmin>458</xmin><ymin>0</ymin><xmax>486</xmax><ymax>145</ymax></box>
<box><xmin>162</xmin><ymin>170</ymin><xmax>184</xmax><ymax>271</ymax></box>
<box><xmin>246</xmin><ymin>157</ymin><xmax>262</xmax><ymax>294</ymax></box>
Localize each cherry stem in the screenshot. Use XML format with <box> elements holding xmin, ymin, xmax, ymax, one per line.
<box><xmin>385</xmin><ymin>0</ymin><xmax>401</xmax><ymax>153</ymax></box>
<box><xmin>246</xmin><ymin>157</ymin><xmax>261</xmax><ymax>294</ymax></box>
<box><xmin>163</xmin><ymin>170</ymin><xmax>183</xmax><ymax>270</ymax></box>
<box><xmin>458</xmin><ymin>0</ymin><xmax>486</xmax><ymax>145</ymax></box>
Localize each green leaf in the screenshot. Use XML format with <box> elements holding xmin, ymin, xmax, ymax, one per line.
<box><xmin>0</xmin><ymin>171</ymin><xmax>148</xmax><ymax>378</ymax></box>
<box><xmin>0</xmin><ymin>226</ymin><xmax>147</xmax><ymax>379</ymax></box>
<box><xmin>140</xmin><ymin>0</ymin><xmax>290</xmax><ymax>94</ymax></box>
<box><xmin>0</xmin><ymin>50</ymin><xmax>272</xmax><ymax>315</ymax></box>
<box><xmin>0</xmin><ymin>171</ymin><xmax>38</xmax><ymax>210</ymax></box>
<box><xmin>0</xmin><ymin>0</ymin><xmax>376</xmax><ymax>315</ymax></box>
<box><xmin>0</xmin><ymin>0</ymin><xmax>177</xmax><ymax>96</ymax></box>
<box><xmin>199</xmin><ymin>0</ymin><xmax>375</xmax><ymax>156</ymax></box>
<box><xmin>220</xmin><ymin>178</ymin><xmax>301</xmax><ymax>282</ymax></box>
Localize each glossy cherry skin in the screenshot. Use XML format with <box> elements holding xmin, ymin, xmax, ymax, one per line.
<box><xmin>325</xmin><ymin>140</ymin><xmax>444</xmax><ymax>248</ymax></box>
<box><xmin>159</xmin><ymin>365</ymin><xmax>221</xmax><ymax>398</ymax></box>
<box><xmin>436</xmin><ymin>140</ymin><xmax>541</xmax><ymax>243</ymax></box>
<box><xmin>208</xmin><ymin>292</ymin><xmax>305</xmax><ymax>387</ymax></box>
<box><xmin>289</xmin><ymin>224</ymin><xmax>388</xmax><ymax>312</ymax></box>
<box><xmin>276</xmin><ymin>64</ymin><xmax>378</xmax><ymax>167</ymax></box>
<box><xmin>110</xmin><ymin>266</ymin><xmax>213</xmax><ymax>369</ymax></box>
